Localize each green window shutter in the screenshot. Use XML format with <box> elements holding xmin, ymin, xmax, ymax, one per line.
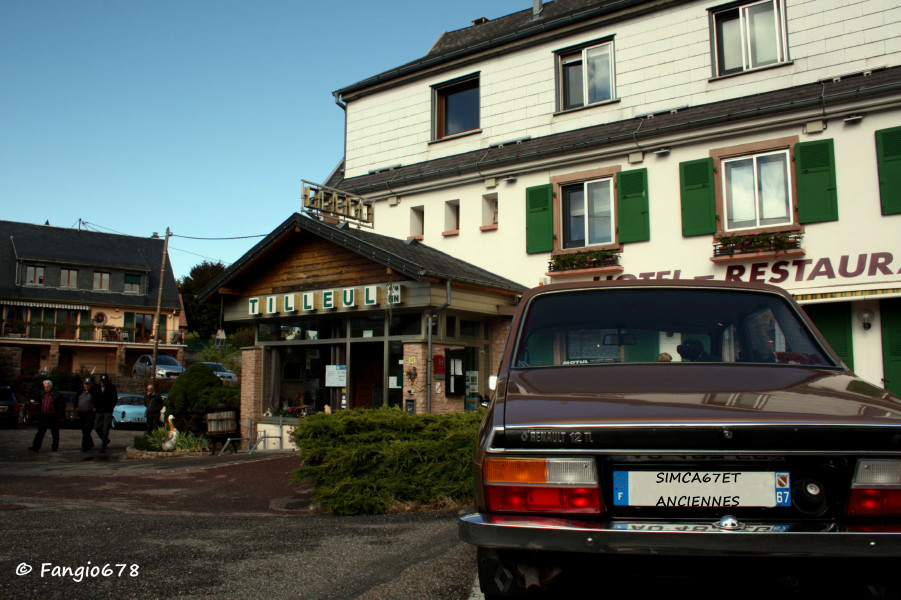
<box><xmin>882</xmin><ymin>298</ymin><xmax>901</xmax><ymax>396</ymax></box>
<box><xmin>804</xmin><ymin>302</ymin><xmax>853</xmax><ymax>371</ymax></box>
<box><xmin>78</xmin><ymin>309</ymin><xmax>92</xmax><ymax>340</ymax></box>
<box><xmin>616</xmin><ymin>168</ymin><xmax>650</xmax><ymax>243</ymax></box>
<box><xmin>124</xmin><ymin>312</ymin><xmax>135</xmax><ymax>329</ymax></box>
<box><xmin>526</xmin><ymin>184</ymin><xmax>554</xmax><ymax>254</ymax></box>
<box><xmin>795</xmin><ymin>139</ymin><xmax>838</xmax><ymax>223</ymax></box>
<box><xmin>623</xmin><ymin>329</ymin><xmax>659</xmax><ymax>362</ymax></box>
<box><xmin>679</xmin><ymin>158</ymin><xmax>717</xmax><ymax>236</ymax></box>
<box><xmin>876</xmin><ymin>127</ymin><xmax>901</xmax><ymax>215</ymax></box>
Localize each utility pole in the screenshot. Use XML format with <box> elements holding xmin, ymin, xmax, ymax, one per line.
<box><xmin>151</xmin><ymin>227</ymin><xmax>171</xmax><ymax>384</ymax></box>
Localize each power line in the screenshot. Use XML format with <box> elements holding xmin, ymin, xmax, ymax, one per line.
<box><xmin>171</xmin><ymin>233</ymin><xmax>267</xmax><ymax>240</ymax></box>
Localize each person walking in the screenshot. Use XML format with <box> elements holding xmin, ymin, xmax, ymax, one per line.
<box><xmin>93</xmin><ymin>373</ymin><xmax>118</xmax><ymax>453</ymax></box>
<box><xmin>144</xmin><ymin>382</ymin><xmax>163</xmax><ymax>434</ymax></box>
<box><xmin>28</xmin><ymin>380</ymin><xmax>65</xmax><ymax>452</ymax></box>
<box><xmin>76</xmin><ymin>377</ymin><xmax>98</xmax><ymax>451</ymax></box>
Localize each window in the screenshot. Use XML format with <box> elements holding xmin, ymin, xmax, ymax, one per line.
<box><xmin>561</xmin><ymin>178</ymin><xmax>614</xmax><ymax>248</ymax></box>
<box><xmin>711</xmin><ymin>0</ymin><xmax>787</xmax><ymax>77</ymax></box>
<box><xmin>526</xmin><ymin>168</ymin><xmax>649</xmax><ymax>254</ymax></box>
<box><xmin>444</xmin><ymin>200</ymin><xmax>459</xmax><ymax>235</ymax></box>
<box><xmin>433</xmin><ymin>75</ymin><xmax>479</xmax><ymax>139</ymax></box>
<box><xmin>93</xmin><ymin>271</ymin><xmax>110</xmax><ymax>290</ymax></box>
<box><xmin>679</xmin><ymin>137</ymin><xmax>838</xmax><ymax>238</ymax></box>
<box><xmin>124</xmin><ymin>273</ymin><xmax>141</xmax><ymax>292</ymax></box>
<box><xmin>558</xmin><ymin>40</ymin><xmax>615</xmax><ymax>111</ymax></box>
<box><xmin>60</xmin><ymin>269</ymin><xmax>77</xmax><ymax>288</ymax></box>
<box><xmin>722</xmin><ymin>150</ymin><xmax>791</xmax><ymax>231</ymax></box>
<box><xmin>25</xmin><ymin>265</ymin><xmax>44</xmax><ymax>285</ymax></box>
<box><xmin>481</xmin><ymin>193</ymin><xmax>498</xmax><ymax>229</ymax></box>
<box><xmin>410</xmin><ymin>206</ymin><xmax>424</xmax><ymax>239</ymax></box>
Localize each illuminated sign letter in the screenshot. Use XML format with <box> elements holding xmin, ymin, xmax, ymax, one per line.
<box><xmin>302</xmin><ymin>292</ymin><xmax>317</xmax><ymax>312</ymax></box>
<box><xmin>266</xmin><ymin>296</ymin><xmax>277</xmax><ymax>314</ymax></box>
<box><xmin>322</xmin><ymin>290</ymin><xmax>335</xmax><ymax>310</ymax></box>
<box><xmin>248</xmin><ymin>298</ymin><xmax>260</xmax><ymax>315</ymax></box>
<box><xmin>283</xmin><ymin>294</ymin><xmax>296</xmax><ymax>312</ymax></box>
<box><xmin>342</xmin><ymin>288</ymin><xmax>356</xmax><ymax>308</ymax></box>
<box><xmin>363</xmin><ymin>285</ymin><xmax>379</xmax><ymax>306</ymax></box>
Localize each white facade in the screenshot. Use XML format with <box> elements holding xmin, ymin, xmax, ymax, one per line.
<box><xmin>331</xmin><ymin>0</ymin><xmax>901</xmax><ymax>393</ymax></box>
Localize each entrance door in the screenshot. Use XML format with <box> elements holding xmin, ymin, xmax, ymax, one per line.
<box><xmin>882</xmin><ymin>298</ymin><xmax>901</xmax><ymax>396</ymax></box>
<box><xmin>350</xmin><ymin>342</ymin><xmax>384</xmax><ymax>409</ymax></box>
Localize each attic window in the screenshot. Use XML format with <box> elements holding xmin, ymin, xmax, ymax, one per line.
<box><xmin>433</xmin><ymin>74</ymin><xmax>480</xmax><ymax>140</ymax></box>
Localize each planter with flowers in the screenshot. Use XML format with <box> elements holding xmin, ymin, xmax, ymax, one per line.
<box><xmin>712</xmin><ymin>231</ymin><xmax>804</xmax><ymax>262</ymax></box>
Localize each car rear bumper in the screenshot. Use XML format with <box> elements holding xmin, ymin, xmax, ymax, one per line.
<box><xmin>458</xmin><ymin>511</ymin><xmax>901</xmax><ymax>558</ymax></box>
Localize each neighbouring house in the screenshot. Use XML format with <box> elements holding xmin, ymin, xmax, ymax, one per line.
<box><xmin>323</xmin><ymin>0</ymin><xmax>901</xmax><ymax>396</ymax></box>
<box><xmin>0</xmin><ymin>220</ymin><xmax>184</xmax><ymax>382</ymax></box>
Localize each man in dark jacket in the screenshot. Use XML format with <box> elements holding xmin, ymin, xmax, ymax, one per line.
<box><xmin>28</xmin><ymin>380</ymin><xmax>66</xmax><ymax>452</ymax></box>
<box><xmin>144</xmin><ymin>382</ymin><xmax>163</xmax><ymax>433</ymax></box>
<box><xmin>93</xmin><ymin>373</ymin><xmax>118</xmax><ymax>452</ymax></box>
<box><xmin>76</xmin><ymin>376</ymin><xmax>99</xmax><ymax>451</ymax></box>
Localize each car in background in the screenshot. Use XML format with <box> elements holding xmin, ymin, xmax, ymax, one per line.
<box><xmin>111</xmin><ymin>393</ymin><xmax>146</xmax><ymax>429</ymax></box>
<box><xmin>23</xmin><ymin>391</ymin><xmax>78</xmax><ymax>426</ymax></box>
<box><xmin>200</xmin><ymin>362</ymin><xmax>238</xmax><ymax>382</ymax></box>
<box><xmin>132</xmin><ymin>354</ymin><xmax>184</xmax><ymax>378</ymax></box>
<box><xmin>0</xmin><ymin>386</ymin><xmax>20</xmax><ymax>428</ymax></box>
<box><xmin>459</xmin><ymin>280</ymin><xmax>901</xmax><ymax>597</ymax></box>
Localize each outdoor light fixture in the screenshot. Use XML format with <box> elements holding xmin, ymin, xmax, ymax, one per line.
<box><xmin>844</xmin><ymin>114</ymin><xmax>864</xmax><ymax>123</ymax></box>
<box><xmin>653</xmin><ymin>148</ymin><xmax>671</xmax><ymax>156</ymax></box>
<box><xmin>858</xmin><ymin>308</ymin><xmax>875</xmax><ymax>330</ymax></box>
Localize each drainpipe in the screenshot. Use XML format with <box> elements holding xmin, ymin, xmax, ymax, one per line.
<box><xmin>426</xmin><ymin>280</ymin><xmax>451</xmax><ymax>413</ymax></box>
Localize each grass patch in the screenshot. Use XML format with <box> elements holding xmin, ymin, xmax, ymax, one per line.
<box><xmin>291</xmin><ymin>407</ymin><xmax>482</xmax><ymax>515</ymax></box>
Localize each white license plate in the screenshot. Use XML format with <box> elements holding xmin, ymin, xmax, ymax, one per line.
<box><xmin>613</xmin><ymin>470</ymin><xmax>791</xmax><ymax>508</ymax></box>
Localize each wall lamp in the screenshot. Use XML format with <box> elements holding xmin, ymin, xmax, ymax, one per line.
<box><xmin>858</xmin><ymin>308</ymin><xmax>874</xmax><ymax>330</ymax></box>
<box><xmin>844</xmin><ymin>114</ymin><xmax>864</xmax><ymax>124</ymax></box>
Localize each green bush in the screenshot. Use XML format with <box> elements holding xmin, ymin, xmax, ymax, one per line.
<box><xmin>165</xmin><ymin>363</ymin><xmax>225</xmax><ymax>432</ymax></box>
<box><xmin>292</xmin><ymin>407</ymin><xmax>483</xmax><ymax>515</ymax></box>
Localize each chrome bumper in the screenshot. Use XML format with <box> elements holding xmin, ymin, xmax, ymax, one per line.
<box><xmin>458</xmin><ymin>512</ymin><xmax>901</xmax><ymax>558</ymax></box>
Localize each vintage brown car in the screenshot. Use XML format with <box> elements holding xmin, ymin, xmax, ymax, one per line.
<box><xmin>458</xmin><ymin>280</ymin><xmax>901</xmax><ymax>597</ymax></box>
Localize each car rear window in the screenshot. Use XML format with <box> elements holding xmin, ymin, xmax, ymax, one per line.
<box><xmin>512</xmin><ymin>288</ymin><xmax>837</xmax><ymax>368</ymax></box>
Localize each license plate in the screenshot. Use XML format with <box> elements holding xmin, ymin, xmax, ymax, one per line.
<box><xmin>611</xmin><ymin>522</ymin><xmax>790</xmax><ymax>532</ymax></box>
<box><xmin>613</xmin><ymin>470</ymin><xmax>791</xmax><ymax>508</ymax></box>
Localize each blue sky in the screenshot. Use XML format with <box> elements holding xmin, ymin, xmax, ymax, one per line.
<box><xmin>1</xmin><ymin>0</ymin><xmax>529</xmax><ymax>280</ymax></box>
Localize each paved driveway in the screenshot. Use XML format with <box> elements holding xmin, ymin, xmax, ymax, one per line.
<box><xmin>0</xmin><ymin>425</ymin><xmax>477</xmax><ymax>600</ymax></box>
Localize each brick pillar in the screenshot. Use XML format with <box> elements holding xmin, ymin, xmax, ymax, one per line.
<box><xmin>48</xmin><ymin>341</ymin><xmax>60</xmax><ymax>371</ymax></box>
<box><xmin>240</xmin><ymin>347</ymin><xmax>263</xmax><ymax>450</ymax></box>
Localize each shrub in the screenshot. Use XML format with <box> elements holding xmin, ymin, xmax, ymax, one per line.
<box><xmin>134</xmin><ymin>426</ymin><xmax>210</xmax><ymax>452</ymax></box>
<box><xmin>165</xmin><ymin>363</ymin><xmax>224</xmax><ymax>432</ymax></box>
<box><xmin>291</xmin><ymin>407</ymin><xmax>483</xmax><ymax>515</ymax></box>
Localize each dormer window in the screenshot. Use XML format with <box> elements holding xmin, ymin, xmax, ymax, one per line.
<box><xmin>124</xmin><ymin>274</ymin><xmax>141</xmax><ymax>293</ymax></box>
<box><xmin>25</xmin><ymin>265</ymin><xmax>44</xmax><ymax>285</ymax></box>
<box><xmin>93</xmin><ymin>271</ymin><xmax>110</xmax><ymax>291</ymax></box>
<box><xmin>557</xmin><ymin>39</ymin><xmax>615</xmax><ymax>111</ymax></box>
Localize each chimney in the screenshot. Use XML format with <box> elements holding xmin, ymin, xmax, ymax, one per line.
<box><xmin>472</xmin><ymin>17</ymin><xmax>488</xmax><ymax>26</ymax></box>
<box><xmin>532</xmin><ymin>0</ymin><xmax>544</xmax><ymax>20</ymax></box>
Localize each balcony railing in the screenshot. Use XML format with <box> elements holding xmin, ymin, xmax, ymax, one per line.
<box><xmin>1</xmin><ymin>324</ymin><xmax>183</xmax><ymax>345</ymax></box>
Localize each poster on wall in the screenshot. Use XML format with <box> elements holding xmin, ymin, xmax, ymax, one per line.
<box><xmin>326</xmin><ymin>365</ymin><xmax>347</xmax><ymax>387</ymax></box>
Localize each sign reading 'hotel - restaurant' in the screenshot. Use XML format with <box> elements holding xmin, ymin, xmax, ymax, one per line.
<box><xmin>248</xmin><ymin>284</ymin><xmax>402</xmax><ymax>315</ymax></box>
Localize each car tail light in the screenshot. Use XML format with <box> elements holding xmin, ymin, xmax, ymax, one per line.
<box><xmin>847</xmin><ymin>460</ymin><xmax>901</xmax><ymax>516</ymax></box>
<box><xmin>483</xmin><ymin>457</ymin><xmax>602</xmax><ymax>514</ymax></box>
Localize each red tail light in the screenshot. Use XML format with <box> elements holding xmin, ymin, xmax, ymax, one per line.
<box><xmin>483</xmin><ymin>456</ymin><xmax>603</xmax><ymax>514</ymax></box>
<box><xmin>847</xmin><ymin>460</ymin><xmax>901</xmax><ymax>516</ymax></box>
<box><xmin>847</xmin><ymin>488</ymin><xmax>901</xmax><ymax>516</ymax></box>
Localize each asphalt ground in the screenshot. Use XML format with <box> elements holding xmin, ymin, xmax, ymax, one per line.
<box><xmin>0</xmin><ymin>424</ymin><xmax>478</xmax><ymax>600</ymax></box>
